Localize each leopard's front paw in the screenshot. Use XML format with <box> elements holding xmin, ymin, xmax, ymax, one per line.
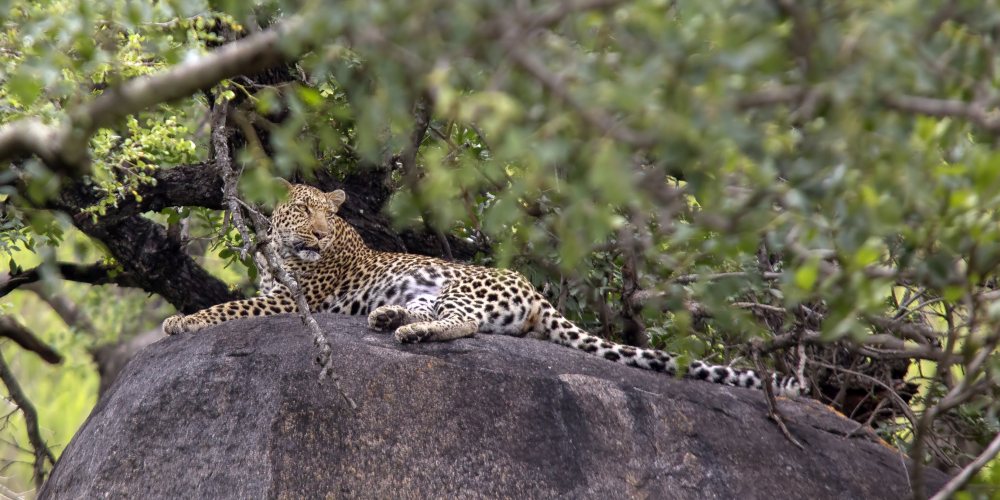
<box><xmin>162</xmin><ymin>314</ymin><xmax>189</xmax><ymax>335</ymax></box>
<box><xmin>368</xmin><ymin>305</ymin><xmax>408</xmax><ymax>331</ymax></box>
<box><xmin>394</xmin><ymin>324</ymin><xmax>430</xmax><ymax>344</ymax></box>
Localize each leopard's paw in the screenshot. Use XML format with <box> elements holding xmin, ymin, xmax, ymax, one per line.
<box><xmin>368</xmin><ymin>305</ymin><xmax>408</xmax><ymax>331</ymax></box>
<box><xmin>162</xmin><ymin>314</ymin><xmax>188</xmax><ymax>335</ymax></box>
<box><xmin>394</xmin><ymin>324</ymin><xmax>430</xmax><ymax>344</ymax></box>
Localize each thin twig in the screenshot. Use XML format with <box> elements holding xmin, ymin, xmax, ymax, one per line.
<box><xmin>213</xmin><ymin>104</ymin><xmax>265</xmax><ymax>270</ymax></box>
<box><xmin>248</xmin><ymin>218</ymin><xmax>357</xmax><ymax>410</ymax></box>
<box><xmin>752</xmin><ymin>349</ymin><xmax>803</xmax><ymax>449</ymax></box>
<box><xmin>212</xmin><ymin>101</ymin><xmax>356</xmax><ymax>410</ymax></box>
<box><xmin>929</xmin><ymin>430</ymin><xmax>1000</xmax><ymax>500</ymax></box>
<box><xmin>400</xmin><ymin>96</ymin><xmax>453</xmax><ymax>260</ymax></box>
<box><xmin>0</xmin><ymin>352</ymin><xmax>55</xmax><ymax>490</ymax></box>
<box><xmin>806</xmin><ymin>359</ymin><xmax>918</xmax><ymax>427</ymax></box>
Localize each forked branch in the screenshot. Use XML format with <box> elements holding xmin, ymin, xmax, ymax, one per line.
<box><xmin>0</xmin><ymin>352</ymin><xmax>56</xmax><ymax>490</ymax></box>
<box><xmin>212</xmin><ymin>101</ymin><xmax>356</xmax><ymax>410</ymax></box>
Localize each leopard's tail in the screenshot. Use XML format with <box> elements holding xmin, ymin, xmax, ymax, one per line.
<box><xmin>535</xmin><ymin>300</ymin><xmax>804</xmax><ymax>397</ymax></box>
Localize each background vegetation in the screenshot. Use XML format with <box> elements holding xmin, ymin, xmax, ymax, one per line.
<box><xmin>2</xmin><ymin>0</ymin><xmax>1000</xmax><ymax>497</ymax></box>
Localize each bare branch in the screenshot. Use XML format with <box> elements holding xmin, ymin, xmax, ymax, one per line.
<box><xmin>99</xmin><ymin>162</ymin><xmax>226</xmax><ymax>221</ymax></box>
<box><xmin>528</xmin><ymin>0</ymin><xmax>632</xmax><ymax>30</ymax></box>
<box><xmin>247</xmin><ymin>215</ymin><xmax>358</xmax><ymax>411</ymax></box>
<box><xmin>212</xmin><ymin>102</ymin><xmax>356</xmax><ymax>410</ymax></box>
<box><xmin>883</xmin><ymin>94</ymin><xmax>1000</xmax><ymax>132</ymax></box>
<box><xmin>508</xmin><ymin>47</ymin><xmax>654</xmax><ymax>147</ymax></box>
<box><xmin>399</xmin><ymin>96</ymin><xmax>453</xmax><ymax>260</ymax></box>
<box><xmin>866</xmin><ymin>315</ymin><xmax>938</xmax><ymax>344</ymax></box>
<box><xmin>770</xmin><ymin>0</ymin><xmax>815</xmax><ymax>76</ymax></box>
<box><xmin>752</xmin><ymin>349</ymin><xmax>803</xmax><ymax>449</ymax></box>
<box><xmin>20</xmin><ymin>283</ymin><xmax>98</xmax><ymax>336</ymax></box>
<box><xmin>929</xmin><ymin>430</ymin><xmax>1000</xmax><ymax>500</ymax></box>
<box><xmin>736</xmin><ymin>85</ymin><xmax>805</xmax><ymax>110</ymax></box>
<box><xmin>732</xmin><ymin>302</ymin><xmax>787</xmax><ymax>314</ymax></box>
<box><xmin>0</xmin><ymin>262</ymin><xmax>138</xmax><ymax>298</ymax></box>
<box><xmin>738</xmin><ymin>86</ymin><xmax>1000</xmax><ymax>137</ymax></box>
<box><xmin>754</xmin><ymin>329</ymin><xmax>949</xmax><ymax>362</ymax></box>
<box><xmin>213</xmin><ymin>104</ymin><xmax>258</xmax><ymax>265</ymax></box>
<box><xmin>0</xmin><ymin>351</ymin><xmax>56</xmax><ymax>490</ymax></box>
<box><xmin>632</xmin><ymin>271</ymin><xmax>783</xmax><ymax>303</ymax></box>
<box><xmin>0</xmin><ymin>317</ymin><xmax>62</xmax><ymax>364</ymax></box>
<box><xmin>619</xmin><ymin>224</ymin><xmax>648</xmax><ymax>348</ymax></box>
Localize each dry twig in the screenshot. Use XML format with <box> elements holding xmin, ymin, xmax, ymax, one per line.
<box><xmin>752</xmin><ymin>349</ymin><xmax>803</xmax><ymax>450</ymax></box>
<box><xmin>211</xmin><ymin>103</ymin><xmax>357</xmax><ymax>410</ymax></box>
<box><xmin>929</xmin><ymin>431</ymin><xmax>1000</xmax><ymax>500</ymax></box>
<box><xmin>0</xmin><ymin>352</ymin><xmax>55</xmax><ymax>490</ymax></box>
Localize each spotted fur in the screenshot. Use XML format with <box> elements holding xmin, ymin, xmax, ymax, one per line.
<box><xmin>163</xmin><ymin>184</ymin><xmax>804</xmax><ymax>396</ymax></box>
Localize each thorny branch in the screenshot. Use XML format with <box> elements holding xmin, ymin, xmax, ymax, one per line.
<box><xmin>212</xmin><ymin>102</ymin><xmax>356</xmax><ymax>410</ymax></box>
<box><xmin>0</xmin><ymin>351</ymin><xmax>55</xmax><ymax>490</ymax></box>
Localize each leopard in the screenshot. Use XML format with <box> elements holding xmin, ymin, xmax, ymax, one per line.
<box><xmin>163</xmin><ymin>182</ymin><xmax>804</xmax><ymax>396</ymax></box>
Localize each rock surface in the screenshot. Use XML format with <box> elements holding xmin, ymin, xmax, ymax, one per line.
<box><xmin>42</xmin><ymin>313</ymin><xmax>946</xmax><ymax>499</ymax></box>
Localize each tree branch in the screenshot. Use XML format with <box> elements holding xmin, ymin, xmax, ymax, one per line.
<box><xmin>212</xmin><ymin>101</ymin><xmax>356</xmax><ymax>410</ymax></box>
<box><xmin>883</xmin><ymin>93</ymin><xmax>1000</xmax><ymax>132</ymax></box>
<box><xmin>0</xmin><ymin>316</ymin><xmax>62</xmax><ymax>364</ymax></box>
<box><xmin>0</xmin><ymin>351</ymin><xmax>56</xmax><ymax>490</ymax></box>
<box><xmin>0</xmin><ymin>262</ymin><xmax>137</xmax><ymax>298</ymax></box>
<box><xmin>506</xmin><ymin>46</ymin><xmax>655</xmax><ymax>147</ymax></box>
<box><xmin>736</xmin><ymin>85</ymin><xmax>806</xmax><ymax>110</ymax></box>
<box><xmin>21</xmin><ymin>282</ymin><xmax>98</xmax><ymax>336</ymax></box>
<box><xmin>99</xmin><ymin>162</ymin><xmax>227</xmax><ymax>221</ymax></box>
<box><xmin>738</xmin><ymin>85</ymin><xmax>1000</xmax><ymax>134</ymax></box>
<box><xmin>0</xmin><ymin>17</ymin><xmax>305</xmax><ymax>174</ymax></box>
<box><xmin>44</xmin><ymin>178</ymin><xmax>243</xmax><ymax>313</ymax></box>
<box><xmin>0</xmin><ymin>120</ymin><xmax>63</xmax><ymax>171</ymax></box>
<box><xmin>928</xmin><ymin>429</ymin><xmax>1000</xmax><ymax>500</ymax></box>
<box><xmin>399</xmin><ymin>96</ymin><xmax>453</xmax><ymax>260</ymax></box>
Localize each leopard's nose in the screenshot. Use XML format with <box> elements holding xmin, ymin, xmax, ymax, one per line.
<box><xmin>312</xmin><ymin>230</ymin><xmax>326</xmax><ymax>240</ymax></box>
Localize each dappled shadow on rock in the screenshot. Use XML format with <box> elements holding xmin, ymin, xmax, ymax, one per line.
<box><xmin>42</xmin><ymin>313</ymin><xmax>946</xmax><ymax>499</ymax></box>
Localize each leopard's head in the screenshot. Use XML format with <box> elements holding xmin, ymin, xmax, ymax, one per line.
<box><xmin>270</xmin><ymin>181</ymin><xmax>346</xmax><ymax>262</ymax></box>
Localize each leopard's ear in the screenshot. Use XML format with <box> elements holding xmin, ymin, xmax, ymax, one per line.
<box><xmin>327</xmin><ymin>189</ymin><xmax>346</xmax><ymax>209</ymax></box>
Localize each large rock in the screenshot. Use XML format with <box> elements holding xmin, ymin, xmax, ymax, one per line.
<box><xmin>42</xmin><ymin>314</ymin><xmax>946</xmax><ymax>499</ymax></box>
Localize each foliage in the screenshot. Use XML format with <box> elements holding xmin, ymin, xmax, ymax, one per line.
<box><xmin>2</xmin><ymin>0</ymin><xmax>1000</xmax><ymax>497</ymax></box>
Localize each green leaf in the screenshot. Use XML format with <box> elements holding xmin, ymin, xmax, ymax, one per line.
<box><xmin>297</xmin><ymin>86</ymin><xmax>323</xmax><ymax>107</ymax></box>
<box><xmin>793</xmin><ymin>259</ymin><xmax>820</xmax><ymax>291</ymax></box>
<box><xmin>8</xmin><ymin>71</ymin><xmax>44</xmax><ymax>107</ymax></box>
